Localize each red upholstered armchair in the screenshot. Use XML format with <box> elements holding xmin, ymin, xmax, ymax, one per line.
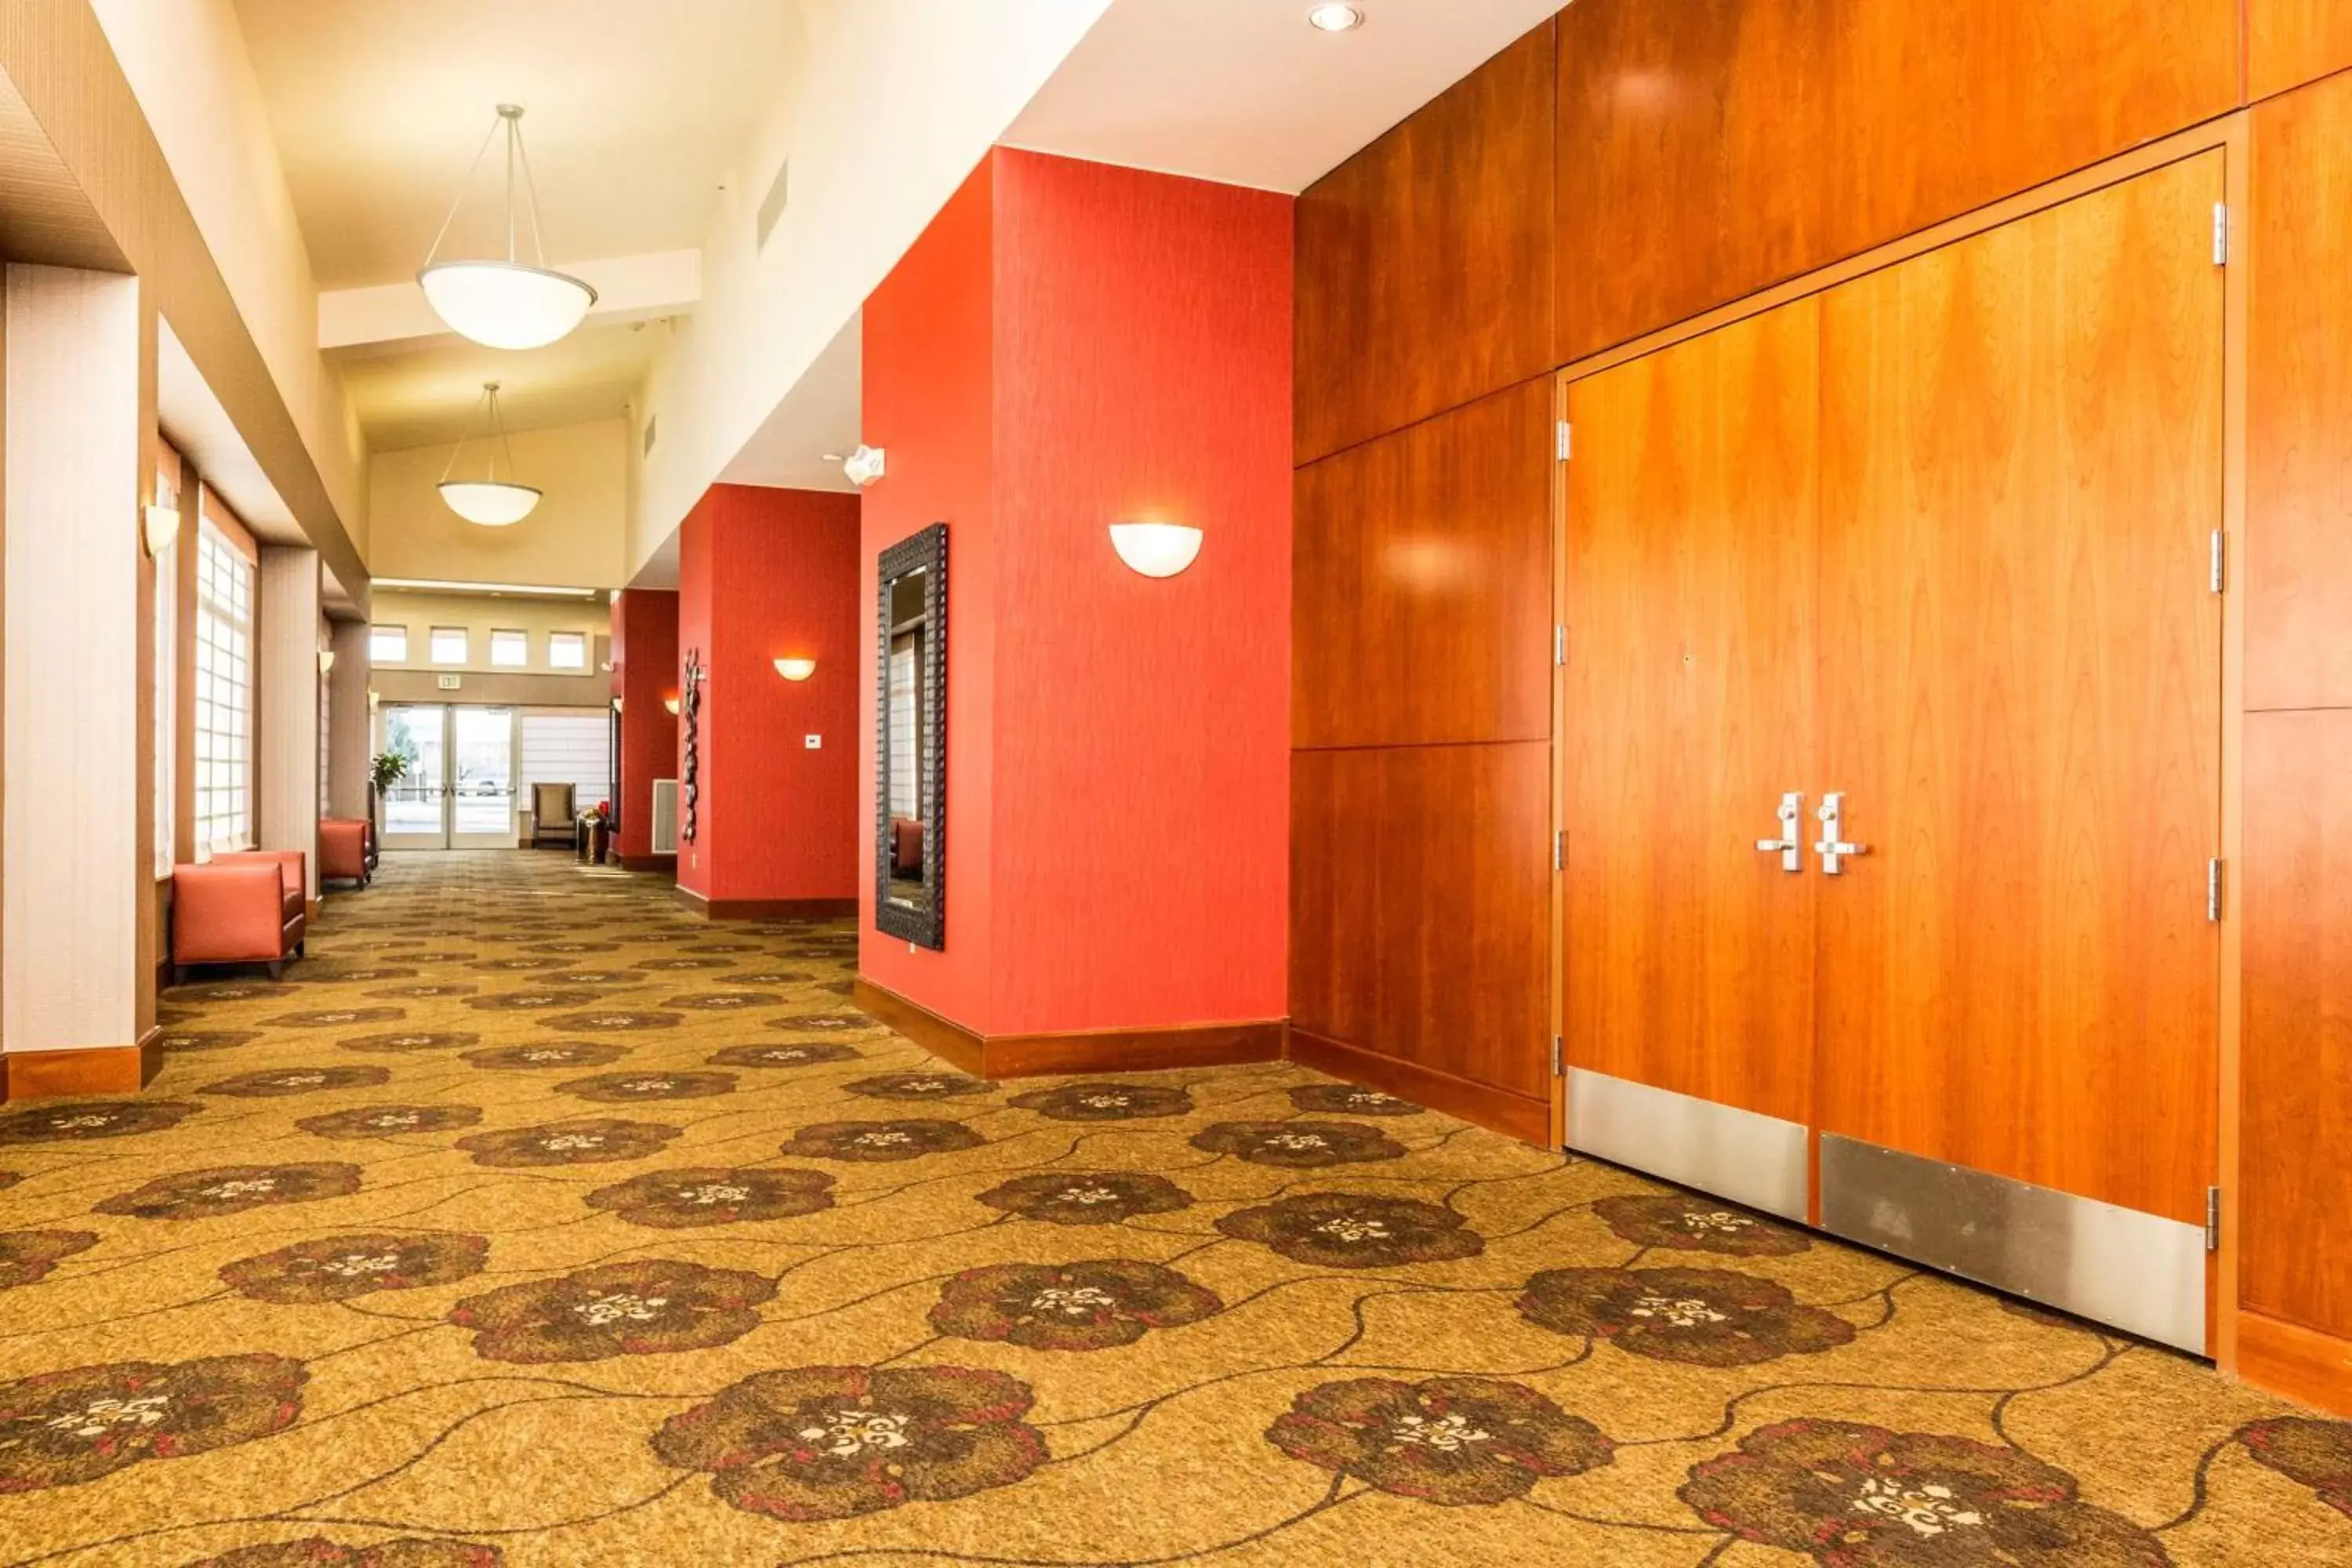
<box><xmin>172</xmin><ymin>850</ymin><xmax>307</xmax><ymax>982</ymax></box>
<box><xmin>319</xmin><ymin>819</ymin><xmax>371</xmax><ymax>888</ymax></box>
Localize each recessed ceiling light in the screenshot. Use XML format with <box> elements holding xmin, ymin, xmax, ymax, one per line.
<box><xmin>1307</xmin><ymin>3</ymin><xmax>1363</xmax><ymax>31</ymax></box>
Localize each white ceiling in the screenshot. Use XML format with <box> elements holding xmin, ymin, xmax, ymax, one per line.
<box><xmin>1005</xmin><ymin>0</ymin><xmax>1567</xmax><ymax>194</ymax></box>
<box><xmin>233</xmin><ymin>0</ymin><xmax>810</xmax><ymax>289</ymax></box>
<box><xmin>340</xmin><ymin>319</ymin><xmax>661</xmax><ymax>452</ymax></box>
<box><xmin>233</xmin><ymin>0</ymin><xmax>808</xmax><ymax>454</ymax></box>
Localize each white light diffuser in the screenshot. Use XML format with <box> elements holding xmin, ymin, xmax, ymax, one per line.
<box><xmin>1109</xmin><ymin>521</ymin><xmax>1203</xmax><ymax>579</ymax></box>
<box><xmin>775</xmin><ymin>657</ymin><xmax>817</xmax><ymax>681</ymax></box>
<box><xmin>437</xmin><ymin>479</ymin><xmax>543</xmax><ymax>527</ymax></box>
<box><xmin>420</xmin><ymin>260</ymin><xmax>595</xmax><ymax>351</ymax></box>
<box><xmin>416</xmin><ymin>106</ymin><xmax>597</xmax><ymax>350</ymax></box>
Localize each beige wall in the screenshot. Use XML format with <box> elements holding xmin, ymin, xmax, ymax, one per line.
<box><xmin>368</xmin><ymin>590</ymin><xmax>611</xmax><ymax>688</ymax></box>
<box><xmin>87</xmin><ymin>0</ymin><xmax>368</xmax><ymax>550</ymax></box>
<box><xmin>370</xmin><ymin>419</ymin><xmax>630</xmax><ymax>590</ymax></box>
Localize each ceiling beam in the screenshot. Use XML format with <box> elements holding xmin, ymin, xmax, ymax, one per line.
<box><xmin>318</xmin><ymin>247</ymin><xmax>701</xmax><ymax>355</ymax></box>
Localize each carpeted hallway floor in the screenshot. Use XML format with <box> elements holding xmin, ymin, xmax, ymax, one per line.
<box><xmin>2</xmin><ymin>851</ymin><xmax>2349</xmax><ymax>1566</ymax></box>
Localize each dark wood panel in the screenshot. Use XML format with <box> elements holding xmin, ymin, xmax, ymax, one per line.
<box><xmin>1815</xmin><ymin>154</ymin><xmax>2224</xmax><ymax>1225</ymax></box>
<box><xmin>1294</xmin><ymin>379</ymin><xmax>1552</xmax><ymax>750</ymax></box>
<box><xmin>1555</xmin><ymin>0</ymin><xmax>2241</xmax><ymax>364</ymax></box>
<box><xmin>2250</xmin><ymin>74</ymin><xmax>2352</xmax><ymax>710</ymax></box>
<box><xmin>2241</xmin><ymin>711</ymin><xmax>2352</xmax><ymax>1339</ymax></box>
<box><xmin>2252</xmin><ymin>0</ymin><xmax>2352</xmax><ymax>101</ymax></box>
<box><xmin>1563</xmin><ymin>299</ymin><xmax>1820</xmax><ymax>1126</ymax></box>
<box><xmin>1290</xmin><ymin>742</ymin><xmax>1551</xmax><ymax>1102</ymax></box>
<box><xmin>1290</xmin><ymin>1027</ymin><xmax>1551</xmax><ymax>1145</ymax></box>
<box><xmin>1294</xmin><ymin>19</ymin><xmax>1554</xmax><ymax>463</ymax></box>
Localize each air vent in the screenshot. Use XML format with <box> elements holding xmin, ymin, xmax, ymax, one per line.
<box><xmin>641</xmin><ymin>416</ymin><xmax>658</xmax><ymax>456</ymax></box>
<box><xmin>756</xmin><ymin>158</ymin><xmax>789</xmax><ymax>252</ymax></box>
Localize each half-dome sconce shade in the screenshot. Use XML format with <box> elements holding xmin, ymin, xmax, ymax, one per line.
<box><xmin>1109</xmin><ymin>521</ymin><xmax>1203</xmax><ymax>578</ymax></box>
<box><xmin>417</xmin><ymin>105</ymin><xmax>597</xmax><ymax>350</ymax></box>
<box><xmin>774</xmin><ymin>657</ymin><xmax>817</xmax><ymax>681</ymax></box>
<box><xmin>438</xmin><ymin>381</ymin><xmax>543</xmax><ymax>527</ymax></box>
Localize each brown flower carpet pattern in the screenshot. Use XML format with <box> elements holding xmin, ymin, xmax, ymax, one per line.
<box><xmin>0</xmin><ymin>852</ymin><xmax>2345</xmax><ymax>1564</ymax></box>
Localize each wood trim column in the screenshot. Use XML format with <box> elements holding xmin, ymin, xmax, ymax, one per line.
<box><xmin>256</xmin><ymin>546</ymin><xmax>321</xmax><ymax>899</ymax></box>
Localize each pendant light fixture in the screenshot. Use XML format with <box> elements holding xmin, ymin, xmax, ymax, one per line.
<box><xmin>418</xmin><ymin>105</ymin><xmax>597</xmax><ymax>350</ymax></box>
<box><xmin>439</xmin><ymin>381</ymin><xmax>542</xmax><ymax>527</ymax></box>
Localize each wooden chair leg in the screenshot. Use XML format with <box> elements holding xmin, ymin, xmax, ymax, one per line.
<box><xmin>267</xmin><ymin>960</ymin><xmax>284</xmax><ymax>980</ymax></box>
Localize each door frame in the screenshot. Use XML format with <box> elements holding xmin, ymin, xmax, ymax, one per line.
<box><xmin>1549</xmin><ymin>111</ymin><xmax>2250</xmax><ymax>1370</ymax></box>
<box><xmin>373</xmin><ymin>702</ymin><xmax>521</xmax><ymax>851</ymax></box>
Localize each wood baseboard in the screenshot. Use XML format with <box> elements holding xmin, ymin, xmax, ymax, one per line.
<box><xmin>849</xmin><ymin>977</ymin><xmax>1284</xmax><ymax>1079</ymax></box>
<box><xmin>673</xmin><ymin>886</ymin><xmax>854</xmax><ymax>922</ymax></box>
<box><xmin>1287</xmin><ymin>1028</ymin><xmax>1552</xmax><ymax>1145</ymax></box>
<box><xmin>3</xmin><ymin>1030</ymin><xmax>165</xmax><ymax>1101</ymax></box>
<box><xmin>2237</xmin><ymin>1311</ymin><xmax>2352</xmax><ymax>1416</ymax></box>
<box><xmin>619</xmin><ymin>855</ymin><xmax>677</xmax><ymax>877</ymax></box>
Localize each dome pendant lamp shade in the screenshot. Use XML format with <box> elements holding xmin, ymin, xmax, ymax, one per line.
<box><xmin>438</xmin><ymin>381</ymin><xmax>542</xmax><ymax>527</ymax></box>
<box><xmin>417</xmin><ymin>105</ymin><xmax>596</xmax><ymax>350</ymax></box>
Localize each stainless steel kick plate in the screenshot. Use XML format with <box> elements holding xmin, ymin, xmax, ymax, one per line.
<box><xmin>1566</xmin><ymin>1069</ymin><xmax>1809</xmax><ymax>1221</ymax></box>
<box><xmin>1819</xmin><ymin>1134</ymin><xmax>2208</xmax><ymax>1354</ymax></box>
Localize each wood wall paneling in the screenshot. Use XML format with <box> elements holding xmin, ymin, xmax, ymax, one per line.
<box><xmin>1294</xmin><ymin>379</ymin><xmax>1553</xmax><ymax>750</ymax></box>
<box><xmin>2250</xmin><ymin>0</ymin><xmax>2352</xmax><ymax>103</ymax></box>
<box><xmin>2241</xmin><ymin>710</ymin><xmax>2352</xmax><ymax>1340</ymax></box>
<box><xmin>2249</xmin><ymin>74</ymin><xmax>2352</xmax><ymax>711</ymax></box>
<box><xmin>1813</xmin><ymin>154</ymin><xmax>2226</xmax><ymax>1225</ymax></box>
<box><xmin>1294</xmin><ymin>18</ymin><xmax>1554</xmax><ymax>464</ymax></box>
<box><xmin>1554</xmin><ymin>0</ymin><xmax>2241</xmax><ymax>364</ymax></box>
<box><xmin>1562</xmin><ymin>300</ymin><xmax>1821</xmax><ymax>1127</ymax></box>
<box><xmin>1290</xmin><ymin>742</ymin><xmax>1552</xmax><ymax>1105</ymax></box>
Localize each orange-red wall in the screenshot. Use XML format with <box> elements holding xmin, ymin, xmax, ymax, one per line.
<box><xmin>676</xmin><ymin>484</ymin><xmax>862</xmax><ymax>906</ymax></box>
<box><xmin>861</xmin><ymin>147</ymin><xmax>1292</xmax><ymax>1036</ymax></box>
<box><xmin>610</xmin><ymin>587</ymin><xmax>677</xmax><ymax>863</ymax></box>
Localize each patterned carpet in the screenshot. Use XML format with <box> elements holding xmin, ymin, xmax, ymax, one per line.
<box><xmin>1</xmin><ymin>852</ymin><xmax>2349</xmax><ymax>1566</ymax></box>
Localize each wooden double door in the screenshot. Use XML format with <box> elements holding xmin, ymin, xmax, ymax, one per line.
<box><xmin>1562</xmin><ymin>154</ymin><xmax>2225</xmax><ymax>1346</ymax></box>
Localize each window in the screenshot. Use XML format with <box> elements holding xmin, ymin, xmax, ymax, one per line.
<box><xmin>370</xmin><ymin>624</ymin><xmax>408</xmax><ymax>663</ymax></box>
<box><xmin>490</xmin><ymin>629</ymin><xmax>528</xmax><ymax>667</ymax></box>
<box><xmin>430</xmin><ymin>626</ymin><xmax>468</xmax><ymax>664</ymax></box>
<box><xmin>548</xmin><ymin>631</ymin><xmax>586</xmax><ymax>670</ymax></box>
<box><xmin>194</xmin><ymin>521</ymin><xmax>253</xmax><ymax>856</ymax></box>
<box><xmin>520</xmin><ymin>710</ymin><xmax>612</xmax><ymax>815</ymax></box>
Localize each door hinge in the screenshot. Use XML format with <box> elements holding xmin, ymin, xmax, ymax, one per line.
<box><xmin>1555</xmin><ymin>624</ymin><xmax>1567</xmax><ymax>666</ymax></box>
<box><xmin>2212</xmin><ymin>202</ymin><xmax>2230</xmax><ymax>267</ymax></box>
<box><xmin>1551</xmin><ymin>1035</ymin><xmax>1564</xmax><ymax>1077</ymax></box>
<box><xmin>2210</xmin><ymin>531</ymin><xmax>2227</xmax><ymax>594</ymax></box>
<box><xmin>1553</xmin><ymin>830</ymin><xmax>1566</xmax><ymax>872</ymax></box>
<box><xmin>2205</xmin><ymin>1186</ymin><xmax>2222</xmax><ymax>1251</ymax></box>
<box><xmin>2208</xmin><ymin>858</ymin><xmax>2225</xmax><ymax>923</ymax></box>
<box><xmin>1556</xmin><ymin>420</ymin><xmax>1572</xmax><ymax>461</ymax></box>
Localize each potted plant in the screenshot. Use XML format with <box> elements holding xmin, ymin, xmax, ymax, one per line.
<box><xmin>576</xmin><ymin>800</ymin><xmax>609</xmax><ymax>864</ymax></box>
<box><xmin>368</xmin><ymin>750</ymin><xmax>408</xmax><ymax>832</ymax></box>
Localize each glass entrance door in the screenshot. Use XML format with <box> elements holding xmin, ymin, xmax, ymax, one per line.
<box><xmin>378</xmin><ymin>704</ymin><xmax>516</xmax><ymax>850</ymax></box>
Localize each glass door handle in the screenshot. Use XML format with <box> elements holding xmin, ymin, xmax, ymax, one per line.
<box><xmin>1756</xmin><ymin>792</ymin><xmax>1805</xmax><ymax>873</ymax></box>
<box><xmin>1815</xmin><ymin>792</ymin><xmax>1868</xmax><ymax>876</ymax></box>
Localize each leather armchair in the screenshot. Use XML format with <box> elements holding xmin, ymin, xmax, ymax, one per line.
<box><xmin>172</xmin><ymin>850</ymin><xmax>306</xmax><ymax>982</ymax></box>
<box><xmin>320</xmin><ymin>819</ymin><xmax>371</xmax><ymax>887</ymax></box>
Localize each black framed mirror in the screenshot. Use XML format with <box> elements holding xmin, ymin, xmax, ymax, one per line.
<box><xmin>875</xmin><ymin>523</ymin><xmax>946</xmax><ymax>948</ymax></box>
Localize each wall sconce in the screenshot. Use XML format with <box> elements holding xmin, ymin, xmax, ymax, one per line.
<box><xmin>367</xmin><ymin>689</ymin><xmax>380</xmax><ymax>710</ymax></box>
<box><xmin>774</xmin><ymin>657</ymin><xmax>817</xmax><ymax>682</ymax></box>
<box><xmin>1109</xmin><ymin>521</ymin><xmax>1203</xmax><ymax>579</ymax></box>
<box><xmin>142</xmin><ymin>504</ymin><xmax>181</xmax><ymax>558</ymax></box>
<box><xmin>318</xmin><ymin>649</ymin><xmax>337</xmax><ymax>675</ymax></box>
<box><xmin>663</xmin><ymin>695</ymin><xmax>681</xmax><ymax>716</ymax></box>
<box><xmin>612</xmin><ymin>696</ymin><xmax>623</xmax><ymax>713</ymax></box>
<box><xmin>842</xmin><ymin>445</ymin><xmax>887</xmax><ymax>488</ymax></box>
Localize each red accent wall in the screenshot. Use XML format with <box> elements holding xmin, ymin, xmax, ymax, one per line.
<box><xmin>676</xmin><ymin>484</ymin><xmax>862</xmax><ymax>906</ymax></box>
<box><xmin>610</xmin><ymin>587</ymin><xmax>677</xmax><ymax>863</ymax></box>
<box><xmin>860</xmin><ymin>148</ymin><xmax>1293</xmax><ymax>1037</ymax></box>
